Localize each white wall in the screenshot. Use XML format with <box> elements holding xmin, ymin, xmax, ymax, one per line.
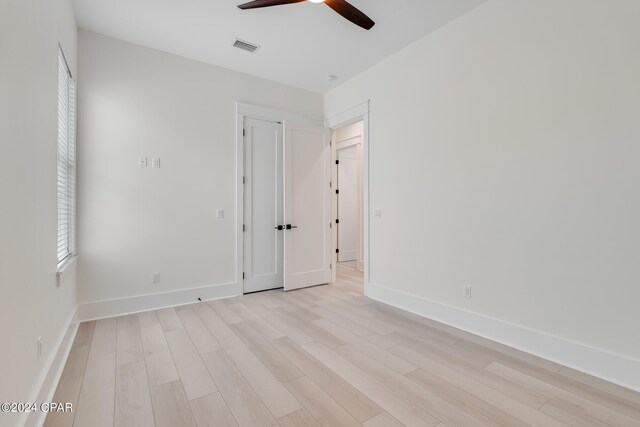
<box><xmin>326</xmin><ymin>0</ymin><xmax>640</xmax><ymax>387</ymax></box>
<box><xmin>76</xmin><ymin>31</ymin><xmax>323</xmax><ymax>311</ymax></box>
<box><xmin>0</xmin><ymin>0</ymin><xmax>78</xmax><ymax>425</ymax></box>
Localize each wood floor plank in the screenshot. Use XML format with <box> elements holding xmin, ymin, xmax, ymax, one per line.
<box><xmin>74</xmin><ymin>352</ymin><xmax>116</xmax><ymax>427</ymax></box>
<box><xmin>164</xmin><ymin>329</ymin><xmax>217</xmax><ymax>400</ymax></box>
<box><xmin>219</xmin><ymin>335</ymin><xmax>301</xmax><ymax>418</ymax></box>
<box><xmin>284</xmin><ymin>376</ymin><xmax>361</xmax><ymax>427</ymax></box>
<box><xmin>271</xmin><ymin>337</ymin><xmax>382</xmax><ymax>423</ymax></box>
<box><xmin>277</xmin><ymin>408</ymin><xmax>322</xmax><ymax>427</ymax></box>
<box><xmin>302</xmin><ymin>341</ymin><xmax>440</xmax><ymax>427</ymax></box>
<box><xmin>314</xmin><ymin>318</ymin><xmax>416</xmax><ymax>375</ymax></box>
<box><xmin>201</xmin><ymin>349</ymin><xmax>279</xmax><ymax>427</ymax></box>
<box><xmin>389</xmin><ymin>338</ymin><xmax>550</xmax><ymax>409</ymax></box>
<box><xmin>395</xmin><ymin>346</ymin><xmax>566</xmax><ymax>427</ymax></box>
<box><xmin>115</xmin><ymin>360</ymin><xmax>155</xmax><ymax>427</ymax></box>
<box><xmin>230</xmin><ymin>302</ymin><xmax>285</xmax><ymax>340</ymax></box>
<box><xmin>44</xmin><ymin>345</ymin><xmax>90</xmax><ymax>427</ymax></box>
<box><xmin>117</xmin><ymin>314</ymin><xmax>144</xmax><ymax>366</ymax></box>
<box><xmin>150</xmin><ymin>380</ymin><xmax>196</xmax><ymax>427</ymax></box>
<box><xmin>72</xmin><ymin>321</ymin><xmax>95</xmax><ymax>349</ymax></box>
<box><xmin>231</xmin><ymin>322</ymin><xmax>305</xmax><ymax>383</ymax></box>
<box><xmin>404</xmin><ymin>361</ymin><xmax>529</xmax><ymax>427</ymax></box>
<box><xmin>189</xmin><ymin>392</ymin><xmax>238</xmax><ymax>427</ymax></box>
<box><xmin>541</xmin><ymin>399</ymin><xmax>612</xmax><ymax>427</ymax></box>
<box><xmin>139</xmin><ymin>310</ymin><xmax>161</xmax><ymax>329</ymax></box>
<box><xmin>363</xmin><ymin>412</ymin><xmax>404</xmax><ymax>427</ymax></box>
<box><xmin>335</xmin><ymin>344</ymin><xmax>487</xmax><ymax>427</ymax></box>
<box><xmin>176</xmin><ymin>308</ymin><xmax>221</xmax><ymax>354</ymax></box>
<box><xmin>140</xmin><ymin>323</ymin><xmax>180</xmax><ymax>387</ymax></box>
<box><xmin>208</xmin><ymin>300</ymin><xmax>243</xmax><ymax>325</ymax></box>
<box><xmin>192</xmin><ymin>302</ymin><xmax>235</xmax><ymax>340</ymax></box>
<box><xmin>157</xmin><ymin>308</ymin><xmax>184</xmax><ymax>332</ymax></box>
<box><xmin>312</xmin><ymin>306</ymin><xmax>397</xmax><ymax>349</ymax></box>
<box><xmin>88</xmin><ymin>318</ymin><xmax>117</xmax><ymax>358</ymax></box>
<box><xmin>486</xmin><ymin>362</ymin><xmax>640</xmax><ymax>427</ymax></box>
<box><xmin>557</xmin><ymin>366</ymin><xmax>640</xmax><ymax>406</ymax></box>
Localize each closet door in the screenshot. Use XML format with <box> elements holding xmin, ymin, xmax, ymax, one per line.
<box><xmin>243</xmin><ymin>117</ymin><xmax>284</xmax><ymax>293</ymax></box>
<box><xmin>283</xmin><ymin>120</ymin><xmax>332</xmax><ymax>291</ymax></box>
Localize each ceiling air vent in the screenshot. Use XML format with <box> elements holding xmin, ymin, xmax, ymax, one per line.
<box><xmin>233</xmin><ymin>39</ymin><xmax>260</xmax><ymax>53</ymax></box>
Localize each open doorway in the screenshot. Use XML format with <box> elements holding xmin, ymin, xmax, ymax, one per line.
<box><xmin>332</xmin><ymin>120</ymin><xmax>365</xmax><ymax>292</ymax></box>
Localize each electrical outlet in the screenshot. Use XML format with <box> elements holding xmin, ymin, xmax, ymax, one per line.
<box><xmin>374</xmin><ymin>209</ymin><xmax>382</xmax><ymax>218</ymax></box>
<box><xmin>37</xmin><ymin>337</ymin><xmax>42</xmax><ymax>360</ymax></box>
<box><xmin>216</xmin><ymin>209</ymin><xmax>224</xmax><ymax>219</ymax></box>
<box><xmin>138</xmin><ymin>156</ymin><xmax>148</xmax><ymax>167</ymax></box>
<box><xmin>152</xmin><ymin>157</ymin><xmax>161</xmax><ymax>168</ymax></box>
<box><xmin>464</xmin><ymin>285</ymin><xmax>472</xmax><ymax>300</ymax></box>
<box><xmin>152</xmin><ymin>272</ymin><xmax>160</xmax><ymax>284</ymax></box>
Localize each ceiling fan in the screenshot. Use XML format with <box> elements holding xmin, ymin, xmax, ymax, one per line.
<box><xmin>237</xmin><ymin>0</ymin><xmax>375</xmax><ymax>31</ymax></box>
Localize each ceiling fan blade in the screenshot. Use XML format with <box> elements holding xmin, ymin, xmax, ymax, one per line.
<box><xmin>324</xmin><ymin>0</ymin><xmax>375</xmax><ymax>30</ymax></box>
<box><xmin>238</xmin><ymin>0</ymin><xmax>305</xmax><ymax>10</ymax></box>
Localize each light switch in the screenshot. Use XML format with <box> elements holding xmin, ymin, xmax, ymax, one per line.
<box><xmin>374</xmin><ymin>209</ymin><xmax>382</xmax><ymax>218</ymax></box>
<box><xmin>216</xmin><ymin>209</ymin><xmax>224</xmax><ymax>219</ymax></box>
<box><xmin>152</xmin><ymin>157</ymin><xmax>161</xmax><ymax>168</ymax></box>
<box><xmin>138</xmin><ymin>156</ymin><xmax>148</xmax><ymax>167</ymax></box>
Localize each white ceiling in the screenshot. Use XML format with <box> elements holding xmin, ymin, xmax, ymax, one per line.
<box><xmin>72</xmin><ymin>0</ymin><xmax>485</xmax><ymax>93</ymax></box>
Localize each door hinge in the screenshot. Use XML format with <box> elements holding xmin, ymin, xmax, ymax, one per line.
<box><xmin>336</xmin><ymin>248</ymin><xmax>340</xmax><ymax>254</ymax></box>
<box><xmin>330</xmin><ymin>263</ymin><xmax>333</xmax><ymax>269</ymax></box>
<box><xmin>243</xmin><ymin>224</ymin><xmax>247</xmax><ymax>232</ymax></box>
<box><xmin>335</xmin><ymin>189</ymin><xmax>339</xmax><ymax>195</ymax></box>
<box><xmin>329</xmin><ymin>181</ymin><xmax>332</xmax><ymax>188</ymax></box>
<box><xmin>330</xmin><ymin>140</ymin><xmax>332</xmax><ymax>147</ymax></box>
<box><xmin>330</xmin><ymin>223</ymin><xmax>332</xmax><ymax>229</ymax></box>
<box><xmin>243</xmin><ymin>129</ymin><xmax>246</xmax><ymax>137</ymax></box>
<box><xmin>336</xmin><ymin>219</ymin><xmax>340</xmax><ymax>224</ymax></box>
<box><xmin>336</xmin><ymin>160</ymin><xmax>340</xmax><ymax>165</ymax></box>
<box><xmin>243</xmin><ymin>272</ymin><xmax>246</xmax><ymax>280</ymax></box>
<box><xmin>243</xmin><ymin>176</ymin><xmax>246</xmax><ymax>184</ymax></box>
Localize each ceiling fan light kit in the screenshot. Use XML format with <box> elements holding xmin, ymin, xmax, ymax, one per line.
<box><xmin>237</xmin><ymin>0</ymin><xmax>375</xmax><ymax>30</ymax></box>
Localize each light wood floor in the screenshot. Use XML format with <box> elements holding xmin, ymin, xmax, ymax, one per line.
<box><xmin>46</xmin><ymin>264</ymin><xmax>640</xmax><ymax>427</ymax></box>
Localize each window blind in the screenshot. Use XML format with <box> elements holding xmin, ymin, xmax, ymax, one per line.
<box><xmin>57</xmin><ymin>48</ymin><xmax>76</xmax><ymax>264</ymax></box>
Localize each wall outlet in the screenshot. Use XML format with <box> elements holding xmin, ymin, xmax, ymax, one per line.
<box><xmin>374</xmin><ymin>209</ymin><xmax>382</xmax><ymax>218</ymax></box>
<box><xmin>152</xmin><ymin>157</ymin><xmax>161</xmax><ymax>168</ymax></box>
<box><xmin>152</xmin><ymin>272</ymin><xmax>161</xmax><ymax>284</ymax></box>
<box><xmin>464</xmin><ymin>285</ymin><xmax>472</xmax><ymax>300</ymax></box>
<box><xmin>138</xmin><ymin>156</ymin><xmax>148</xmax><ymax>167</ymax></box>
<box><xmin>37</xmin><ymin>337</ymin><xmax>42</xmax><ymax>360</ymax></box>
<box><xmin>216</xmin><ymin>209</ymin><xmax>224</xmax><ymax>219</ymax></box>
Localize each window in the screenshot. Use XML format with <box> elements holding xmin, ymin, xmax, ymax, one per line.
<box><xmin>57</xmin><ymin>47</ymin><xmax>76</xmax><ymax>265</ymax></box>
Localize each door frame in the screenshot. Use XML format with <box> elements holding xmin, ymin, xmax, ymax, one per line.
<box><xmin>235</xmin><ymin>102</ymin><xmax>325</xmax><ymax>295</ymax></box>
<box><xmin>325</xmin><ymin>101</ymin><xmax>371</xmax><ymax>294</ymax></box>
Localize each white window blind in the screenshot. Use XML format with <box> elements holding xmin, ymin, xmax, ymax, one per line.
<box><xmin>57</xmin><ymin>48</ymin><xmax>76</xmax><ymax>265</ymax></box>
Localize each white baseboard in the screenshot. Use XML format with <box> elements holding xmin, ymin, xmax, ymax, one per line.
<box><xmin>77</xmin><ymin>282</ymin><xmax>238</xmax><ymax>322</ymax></box>
<box><xmin>367</xmin><ymin>282</ymin><xmax>640</xmax><ymax>393</ymax></box>
<box><xmin>26</xmin><ymin>309</ymin><xmax>79</xmax><ymax>427</ymax></box>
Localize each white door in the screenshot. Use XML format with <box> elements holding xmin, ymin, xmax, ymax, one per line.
<box><xmin>337</xmin><ymin>145</ymin><xmax>359</xmax><ymax>262</ymax></box>
<box><xmin>243</xmin><ymin>117</ymin><xmax>284</xmax><ymax>293</ymax></box>
<box><xmin>283</xmin><ymin>120</ymin><xmax>332</xmax><ymax>291</ymax></box>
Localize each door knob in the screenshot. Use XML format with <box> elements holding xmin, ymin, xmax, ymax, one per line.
<box><xmin>275</xmin><ymin>225</ymin><xmax>284</xmax><ymax>230</ymax></box>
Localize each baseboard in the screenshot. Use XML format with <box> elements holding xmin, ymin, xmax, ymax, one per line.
<box><xmin>26</xmin><ymin>309</ymin><xmax>79</xmax><ymax>427</ymax></box>
<box><xmin>357</xmin><ymin>260</ymin><xmax>365</xmax><ymax>271</ymax></box>
<box><xmin>77</xmin><ymin>282</ymin><xmax>238</xmax><ymax>321</ymax></box>
<box><xmin>367</xmin><ymin>282</ymin><xmax>640</xmax><ymax>393</ymax></box>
